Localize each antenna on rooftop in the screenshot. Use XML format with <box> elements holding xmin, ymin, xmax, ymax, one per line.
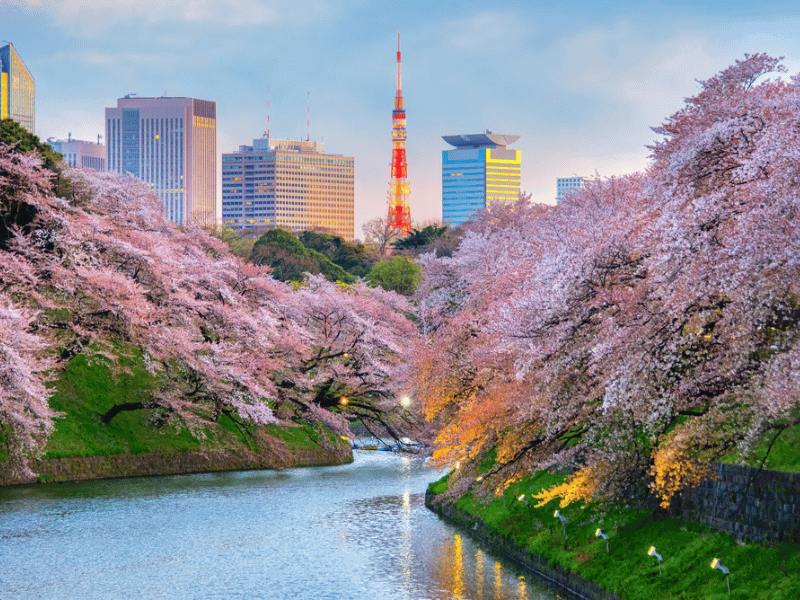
<box><xmin>267</xmin><ymin>86</ymin><xmax>270</xmax><ymax>141</ymax></box>
<box><xmin>306</xmin><ymin>91</ymin><xmax>311</xmax><ymax>142</ymax></box>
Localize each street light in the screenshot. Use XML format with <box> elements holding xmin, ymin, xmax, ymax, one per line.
<box><xmin>400</xmin><ymin>396</ymin><xmax>411</xmax><ymax>407</ymax></box>
<box><xmin>554</xmin><ymin>510</ymin><xmax>568</xmax><ymax>537</ymax></box>
<box><xmin>595</xmin><ymin>528</ymin><xmax>609</xmax><ymax>552</ymax></box>
<box><xmin>339</xmin><ymin>397</ymin><xmax>348</xmax><ymax>405</ymax></box>
<box><xmin>711</xmin><ymin>558</ymin><xmax>731</xmax><ymax>594</ymax></box>
<box><xmin>648</xmin><ymin>546</ymin><xmax>663</xmax><ymax>574</ymax></box>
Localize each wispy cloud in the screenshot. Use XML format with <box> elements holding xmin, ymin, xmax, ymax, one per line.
<box><xmin>8</xmin><ymin>0</ymin><xmax>333</xmax><ymax>29</ymax></box>
<box><xmin>443</xmin><ymin>11</ymin><xmax>531</xmax><ymax>52</ymax></box>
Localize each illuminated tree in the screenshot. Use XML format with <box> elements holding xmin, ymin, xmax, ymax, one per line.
<box><xmin>415</xmin><ymin>54</ymin><xmax>800</xmax><ymax>507</ymax></box>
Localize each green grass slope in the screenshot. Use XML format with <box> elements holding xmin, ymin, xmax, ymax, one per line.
<box><xmin>430</xmin><ymin>469</ymin><xmax>800</xmax><ymax>600</ymax></box>
<box><xmin>1</xmin><ymin>345</ymin><xmax>351</xmax><ymax>484</ymax></box>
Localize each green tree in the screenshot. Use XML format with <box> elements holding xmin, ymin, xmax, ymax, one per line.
<box><xmin>392</xmin><ymin>224</ymin><xmax>449</xmax><ymax>251</ymax></box>
<box><xmin>250</xmin><ymin>228</ymin><xmax>355</xmax><ymax>283</ymax></box>
<box><xmin>299</xmin><ymin>230</ymin><xmax>380</xmax><ymax>278</ymax></box>
<box><xmin>0</xmin><ymin>119</ymin><xmax>69</xmax><ymax>249</ymax></box>
<box><xmin>366</xmin><ymin>256</ymin><xmax>421</xmax><ymax>296</ymax></box>
<box><xmin>0</xmin><ymin>119</ymin><xmax>63</xmax><ymax>171</ymax></box>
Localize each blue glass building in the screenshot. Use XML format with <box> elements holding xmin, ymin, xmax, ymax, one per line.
<box><xmin>442</xmin><ymin>132</ymin><xmax>521</xmax><ymax>227</ymax></box>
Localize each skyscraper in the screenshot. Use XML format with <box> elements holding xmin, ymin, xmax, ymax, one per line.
<box><xmin>222</xmin><ymin>136</ymin><xmax>354</xmax><ymax>240</ymax></box>
<box><xmin>105</xmin><ymin>96</ymin><xmax>217</xmax><ymax>227</ymax></box>
<box><xmin>441</xmin><ymin>132</ymin><xmax>521</xmax><ymax>226</ymax></box>
<box><xmin>47</xmin><ymin>136</ymin><xmax>106</xmax><ymax>170</ymax></box>
<box><xmin>0</xmin><ymin>43</ymin><xmax>35</xmax><ymax>134</ymax></box>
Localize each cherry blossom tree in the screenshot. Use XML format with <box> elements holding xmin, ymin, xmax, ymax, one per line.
<box><xmin>414</xmin><ymin>54</ymin><xmax>800</xmax><ymax>507</ymax></box>
<box><xmin>0</xmin><ymin>144</ymin><xmax>421</xmax><ymax>470</ymax></box>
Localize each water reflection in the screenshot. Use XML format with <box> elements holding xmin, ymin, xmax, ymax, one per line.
<box><xmin>0</xmin><ymin>451</ymin><xmax>569</xmax><ymax>600</ymax></box>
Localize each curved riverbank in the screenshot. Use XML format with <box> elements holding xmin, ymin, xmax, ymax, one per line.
<box><xmin>0</xmin><ymin>424</ymin><xmax>353</xmax><ymax>486</ymax></box>
<box><xmin>426</xmin><ymin>489</ymin><xmax>619</xmax><ymax>600</ymax></box>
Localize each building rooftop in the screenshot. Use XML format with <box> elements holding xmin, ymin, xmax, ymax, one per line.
<box><xmin>442</xmin><ymin>131</ymin><xmax>520</xmax><ymax>149</ymax></box>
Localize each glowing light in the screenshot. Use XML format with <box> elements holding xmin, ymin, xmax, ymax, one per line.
<box><xmin>401</xmin><ymin>396</ymin><xmax>411</xmax><ymax>407</ymax></box>
<box><xmin>339</xmin><ymin>397</ymin><xmax>348</xmax><ymax>405</ymax></box>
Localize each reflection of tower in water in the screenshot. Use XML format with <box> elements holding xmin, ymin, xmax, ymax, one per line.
<box><xmin>436</xmin><ymin>532</ymin><xmax>533</xmax><ymax>599</ymax></box>
<box><xmin>400</xmin><ymin>488</ymin><xmax>412</xmax><ymax>593</ymax></box>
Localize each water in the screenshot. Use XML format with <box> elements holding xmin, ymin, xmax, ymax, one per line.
<box><xmin>0</xmin><ymin>451</ymin><xmax>569</xmax><ymax>599</ymax></box>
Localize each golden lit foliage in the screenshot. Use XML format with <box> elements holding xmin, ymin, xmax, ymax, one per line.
<box><xmin>650</xmin><ymin>430</ymin><xmax>717</xmax><ymax>509</ymax></box>
<box><xmin>532</xmin><ymin>464</ymin><xmax>606</xmax><ymax>508</ymax></box>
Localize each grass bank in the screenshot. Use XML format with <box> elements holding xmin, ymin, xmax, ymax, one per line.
<box><xmin>1</xmin><ymin>347</ymin><xmax>351</xmax><ymax>485</ymax></box>
<box><xmin>428</xmin><ymin>470</ymin><xmax>800</xmax><ymax>600</ymax></box>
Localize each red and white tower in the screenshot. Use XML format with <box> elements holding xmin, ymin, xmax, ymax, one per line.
<box><xmin>388</xmin><ymin>32</ymin><xmax>411</xmax><ymax>232</ymax></box>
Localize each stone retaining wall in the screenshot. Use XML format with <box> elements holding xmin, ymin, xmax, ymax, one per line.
<box><xmin>0</xmin><ymin>441</ymin><xmax>353</xmax><ymax>486</ymax></box>
<box><xmin>426</xmin><ymin>490</ymin><xmax>621</xmax><ymax>600</ymax></box>
<box><xmin>680</xmin><ymin>462</ymin><xmax>800</xmax><ymax>543</ymax></box>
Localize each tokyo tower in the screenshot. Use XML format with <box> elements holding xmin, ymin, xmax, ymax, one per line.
<box><xmin>387</xmin><ymin>32</ymin><xmax>411</xmax><ymax>232</ymax></box>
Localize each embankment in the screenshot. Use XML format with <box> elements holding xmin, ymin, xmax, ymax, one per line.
<box><xmin>1</xmin><ymin>422</ymin><xmax>353</xmax><ymax>486</ymax></box>
<box><xmin>426</xmin><ymin>489</ymin><xmax>620</xmax><ymax>600</ymax></box>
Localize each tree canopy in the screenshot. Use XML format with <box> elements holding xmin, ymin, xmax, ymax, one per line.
<box><xmin>413</xmin><ymin>54</ymin><xmax>800</xmax><ymax>507</ymax></box>
<box><xmin>250</xmin><ymin>228</ymin><xmax>356</xmax><ymax>284</ymax></box>
<box><xmin>0</xmin><ymin>149</ymin><xmax>421</xmax><ymax>478</ymax></box>
<box><xmin>366</xmin><ymin>256</ymin><xmax>422</xmax><ymax>296</ymax></box>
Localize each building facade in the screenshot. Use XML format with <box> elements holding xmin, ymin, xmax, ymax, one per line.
<box><xmin>0</xmin><ymin>43</ymin><xmax>35</xmax><ymax>134</ymax></box>
<box><xmin>105</xmin><ymin>96</ymin><xmax>217</xmax><ymax>228</ymax></box>
<box><xmin>222</xmin><ymin>137</ymin><xmax>354</xmax><ymax>240</ymax></box>
<box><xmin>47</xmin><ymin>137</ymin><xmax>106</xmax><ymax>170</ymax></box>
<box><xmin>556</xmin><ymin>176</ymin><xmax>586</xmax><ymax>203</ymax></box>
<box><xmin>442</xmin><ymin>132</ymin><xmax>521</xmax><ymax>227</ymax></box>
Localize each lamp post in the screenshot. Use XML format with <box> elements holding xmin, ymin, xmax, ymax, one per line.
<box><xmin>648</xmin><ymin>546</ymin><xmax>663</xmax><ymax>575</ymax></box>
<box><xmin>596</xmin><ymin>528</ymin><xmax>609</xmax><ymax>553</ymax></box>
<box><xmin>711</xmin><ymin>558</ymin><xmax>731</xmax><ymax>594</ymax></box>
<box><xmin>554</xmin><ymin>510</ymin><xmax>568</xmax><ymax>538</ymax></box>
<box><xmin>400</xmin><ymin>395</ymin><xmax>411</xmax><ymax>408</ymax></box>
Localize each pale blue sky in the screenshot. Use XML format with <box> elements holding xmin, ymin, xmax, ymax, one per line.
<box><xmin>4</xmin><ymin>0</ymin><xmax>800</xmax><ymax>236</ymax></box>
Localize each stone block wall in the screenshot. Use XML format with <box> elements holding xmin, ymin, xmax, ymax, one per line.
<box><xmin>680</xmin><ymin>463</ymin><xmax>800</xmax><ymax>544</ymax></box>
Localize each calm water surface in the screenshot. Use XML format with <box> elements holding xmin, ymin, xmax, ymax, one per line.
<box><xmin>0</xmin><ymin>451</ymin><xmax>570</xmax><ymax>600</ymax></box>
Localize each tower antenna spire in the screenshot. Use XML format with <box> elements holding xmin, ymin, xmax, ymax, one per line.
<box><xmin>387</xmin><ymin>32</ymin><xmax>411</xmax><ymax>233</ymax></box>
<box><xmin>306</xmin><ymin>91</ymin><xmax>310</xmax><ymax>142</ymax></box>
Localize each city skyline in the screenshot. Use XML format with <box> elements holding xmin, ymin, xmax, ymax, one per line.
<box><xmin>7</xmin><ymin>1</ymin><xmax>800</xmax><ymax>238</ymax></box>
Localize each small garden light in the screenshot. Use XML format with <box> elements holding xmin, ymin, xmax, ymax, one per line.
<box><xmin>711</xmin><ymin>558</ymin><xmax>731</xmax><ymax>594</ymax></box>
<box><xmin>596</xmin><ymin>528</ymin><xmax>609</xmax><ymax>552</ymax></box>
<box><xmin>648</xmin><ymin>546</ymin><xmax>663</xmax><ymax>574</ymax></box>
<box><xmin>554</xmin><ymin>510</ymin><xmax>568</xmax><ymax>537</ymax></box>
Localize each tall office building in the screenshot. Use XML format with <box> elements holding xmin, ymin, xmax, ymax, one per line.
<box><xmin>105</xmin><ymin>96</ymin><xmax>217</xmax><ymax>227</ymax></box>
<box><xmin>556</xmin><ymin>176</ymin><xmax>586</xmax><ymax>203</ymax></box>
<box><xmin>441</xmin><ymin>132</ymin><xmax>521</xmax><ymax>226</ymax></box>
<box><xmin>222</xmin><ymin>136</ymin><xmax>354</xmax><ymax>240</ymax></box>
<box><xmin>47</xmin><ymin>136</ymin><xmax>106</xmax><ymax>170</ymax></box>
<box><xmin>0</xmin><ymin>43</ymin><xmax>35</xmax><ymax>134</ymax></box>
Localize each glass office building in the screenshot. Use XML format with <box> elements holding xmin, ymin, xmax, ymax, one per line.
<box><xmin>222</xmin><ymin>137</ymin><xmax>354</xmax><ymax>241</ymax></box>
<box><xmin>556</xmin><ymin>176</ymin><xmax>586</xmax><ymax>203</ymax></box>
<box><xmin>442</xmin><ymin>132</ymin><xmax>521</xmax><ymax>227</ymax></box>
<box><xmin>0</xmin><ymin>43</ymin><xmax>35</xmax><ymax>134</ymax></box>
<box><xmin>106</xmin><ymin>96</ymin><xmax>217</xmax><ymax>228</ymax></box>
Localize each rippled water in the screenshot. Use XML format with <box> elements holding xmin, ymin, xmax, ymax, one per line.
<box><xmin>0</xmin><ymin>451</ymin><xmax>568</xmax><ymax>599</ymax></box>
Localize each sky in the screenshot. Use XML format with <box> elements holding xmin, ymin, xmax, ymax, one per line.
<box><xmin>5</xmin><ymin>0</ymin><xmax>800</xmax><ymax>239</ymax></box>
